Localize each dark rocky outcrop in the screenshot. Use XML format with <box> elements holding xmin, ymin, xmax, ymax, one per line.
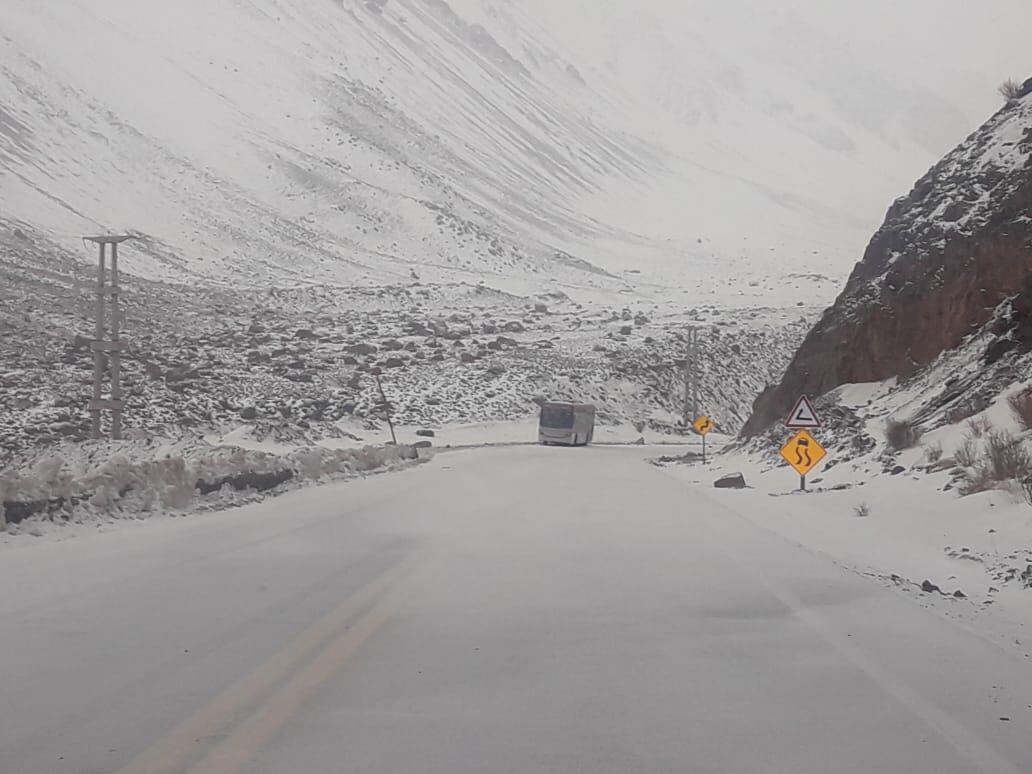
<box><xmin>743</xmin><ymin>88</ymin><xmax>1032</xmax><ymax>436</ymax></box>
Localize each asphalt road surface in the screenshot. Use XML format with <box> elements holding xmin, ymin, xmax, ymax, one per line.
<box><xmin>1</xmin><ymin>446</ymin><xmax>1030</xmax><ymax>773</ymax></box>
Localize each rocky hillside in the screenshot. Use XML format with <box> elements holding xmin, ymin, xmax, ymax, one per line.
<box><xmin>743</xmin><ymin>79</ymin><xmax>1032</xmax><ymax>436</ymax></box>
<box><xmin>1</xmin><ymin>221</ymin><xmax>807</xmax><ymax>467</ymax></box>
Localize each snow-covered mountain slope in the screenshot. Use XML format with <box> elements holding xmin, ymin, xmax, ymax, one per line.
<box><xmin>744</xmin><ymin>84</ymin><xmax>1032</xmax><ymax>436</ymax></box>
<box><xmin>2</xmin><ymin>0</ymin><xmax>1029</xmax><ymax>293</ymax></box>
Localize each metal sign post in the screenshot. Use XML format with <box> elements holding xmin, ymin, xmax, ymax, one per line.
<box><xmin>785</xmin><ymin>395</ymin><xmax>822</xmax><ymax>430</ymax></box>
<box><xmin>693</xmin><ymin>415</ymin><xmax>714</xmax><ymax>464</ymax></box>
<box><xmin>783</xmin><ymin>396</ymin><xmax>826</xmax><ymax>492</ymax></box>
<box><xmin>780</xmin><ymin>430</ymin><xmax>826</xmax><ymax>491</ymax></box>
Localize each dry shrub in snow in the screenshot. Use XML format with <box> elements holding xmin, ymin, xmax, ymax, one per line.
<box><xmin>1007</xmin><ymin>388</ymin><xmax>1032</xmax><ymax>431</ymax></box>
<box><xmin>984</xmin><ymin>430</ymin><xmax>1032</xmax><ymax>482</ymax></box>
<box><xmin>924</xmin><ymin>443</ymin><xmax>943</xmax><ymax>464</ymax></box>
<box><xmin>962</xmin><ymin>431</ymin><xmax>1032</xmax><ymax>497</ymax></box>
<box><xmin>999</xmin><ymin>78</ymin><xmax>1023</xmax><ymax>101</ymax></box>
<box><xmin>885</xmin><ymin>418</ymin><xmax>922</xmax><ymax>451</ymax></box>
<box><xmin>955</xmin><ymin>436</ymin><xmax>978</xmax><ymax>468</ymax></box>
<box><xmin>967</xmin><ymin>415</ymin><xmax>992</xmax><ymax>438</ymax></box>
<box><xmin>959</xmin><ymin>465</ymin><xmax>994</xmax><ymax>497</ymax></box>
<box><xmin>854</xmin><ymin>503</ymin><xmax>870</xmax><ymax>518</ymax></box>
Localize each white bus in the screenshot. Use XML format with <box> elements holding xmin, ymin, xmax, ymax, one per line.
<box><xmin>538</xmin><ymin>401</ymin><xmax>596</xmax><ymax>446</ymax></box>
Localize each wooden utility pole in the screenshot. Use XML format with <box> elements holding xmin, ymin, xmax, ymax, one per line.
<box><xmin>374</xmin><ymin>374</ymin><xmax>398</xmax><ymax>445</ymax></box>
<box><xmin>84</xmin><ymin>235</ymin><xmax>133</xmax><ymax>440</ymax></box>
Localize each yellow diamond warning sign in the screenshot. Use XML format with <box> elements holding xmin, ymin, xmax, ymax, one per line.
<box><xmin>780</xmin><ymin>430</ymin><xmax>827</xmax><ymax>477</ymax></box>
<box><xmin>693</xmin><ymin>416</ymin><xmax>715</xmax><ymax>436</ymax></box>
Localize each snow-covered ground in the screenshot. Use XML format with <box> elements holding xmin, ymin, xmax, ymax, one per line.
<box><xmin>3</xmin><ymin>444</ymin><xmax>1031</xmax><ymax>773</ymax></box>
<box><xmin>658</xmin><ymin>376</ymin><xmax>1032</xmax><ymax>658</ymax></box>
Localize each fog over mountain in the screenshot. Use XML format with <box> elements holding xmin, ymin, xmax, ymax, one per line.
<box><xmin>2</xmin><ymin>0</ymin><xmax>1029</xmax><ymax>293</ymax></box>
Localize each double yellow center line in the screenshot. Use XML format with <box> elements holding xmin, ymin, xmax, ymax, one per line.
<box><xmin>116</xmin><ymin>556</ymin><xmax>418</xmax><ymax>774</ymax></box>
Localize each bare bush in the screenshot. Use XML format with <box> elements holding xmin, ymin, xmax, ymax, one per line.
<box><xmin>959</xmin><ymin>465</ymin><xmax>994</xmax><ymax>497</ymax></box>
<box><xmin>885</xmin><ymin>418</ymin><xmax>923</xmax><ymax>451</ymax></box>
<box><xmin>967</xmin><ymin>416</ymin><xmax>992</xmax><ymax>438</ymax></box>
<box><xmin>985</xmin><ymin>430</ymin><xmax>1032</xmax><ymax>482</ymax></box>
<box><xmin>1023</xmin><ymin>477</ymin><xmax>1032</xmax><ymax>507</ymax></box>
<box><xmin>924</xmin><ymin>443</ymin><xmax>943</xmax><ymax>464</ymax></box>
<box><xmin>854</xmin><ymin>503</ymin><xmax>870</xmax><ymax>518</ymax></box>
<box><xmin>1008</xmin><ymin>388</ymin><xmax>1032</xmax><ymax>431</ymax></box>
<box><xmin>955</xmin><ymin>435</ymin><xmax>978</xmax><ymax>468</ymax></box>
<box><xmin>999</xmin><ymin>78</ymin><xmax>1023</xmax><ymax>101</ymax></box>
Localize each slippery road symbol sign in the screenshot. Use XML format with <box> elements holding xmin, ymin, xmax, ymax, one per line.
<box><xmin>693</xmin><ymin>415</ymin><xmax>714</xmax><ymax>436</ymax></box>
<box><xmin>785</xmin><ymin>395</ymin><xmax>822</xmax><ymax>429</ymax></box>
<box><xmin>780</xmin><ymin>430</ymin><xmax>827</xmax><ymax>476</ymax></box>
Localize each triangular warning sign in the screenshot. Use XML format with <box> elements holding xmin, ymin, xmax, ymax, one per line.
<box><xmin>785</xmin><ymin>395</ymin><xmax>822</xmax><ymax>429</ymax></box>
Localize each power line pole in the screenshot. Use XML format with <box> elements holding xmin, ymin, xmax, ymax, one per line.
<box><xmin>683</xmin><ymin>326</ymin><xmax>700</xmax><ymax>425</ymax></box>
<box><xmin>694</xmin><ymin>327</ymin><xmax>701</xmax><ymax>421</ymax></box>
<box><xmin>84</xmin><ymin>234</ymin><xmax>133</xmax><ymax>441</ymax></box>
<box><xmin>374</xmin><ymin>373</ymin><xmax>398</xmax><ymax>445</ymax></box>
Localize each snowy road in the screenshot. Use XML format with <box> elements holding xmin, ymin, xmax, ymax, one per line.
<box><xmin>1</xmin><ymin>446</ymin><xmax>1030</xmax><ymax>773</ymax></box>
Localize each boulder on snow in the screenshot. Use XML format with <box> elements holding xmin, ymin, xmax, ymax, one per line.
<box><xmin>239</xmin><ymin>406</ymin><xmax>258</xmax><ymax>420</ymax></box>
<box><xmin>921</xmin><ymin>579</ymin><xmax>941</xmax><ymax>594</ymax></box>
<box><xmin>713</xmin><ymin>473</ymin><xmax>747</xmax><ymax>489</ymax></box>
<box><xmin>416</xmin><ymin>429</ymin><xmax>435</xmax><ymax>438</ymax></box>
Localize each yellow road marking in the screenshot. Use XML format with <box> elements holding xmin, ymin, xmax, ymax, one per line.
<box><xmin>115</xmin><ymin>557</ymin><xmax>415</xmax><ymax>774</ymax></box>
<box><xmin>185</xmin><ymin>589</ymin><xmax>399</xmax><ymax>774</ymax></box>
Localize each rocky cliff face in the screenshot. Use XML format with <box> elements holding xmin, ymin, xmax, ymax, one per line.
<box><xmin>743</xmin><ymin>80</ymin><xmax>1032</xmax><ymax>436</ymax></box>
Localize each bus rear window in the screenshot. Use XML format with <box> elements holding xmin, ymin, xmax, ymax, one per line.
<box><xmin>540</xmin><ymin>406</ymin><xmax>574</xmax><ymax>429</ymax></box>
